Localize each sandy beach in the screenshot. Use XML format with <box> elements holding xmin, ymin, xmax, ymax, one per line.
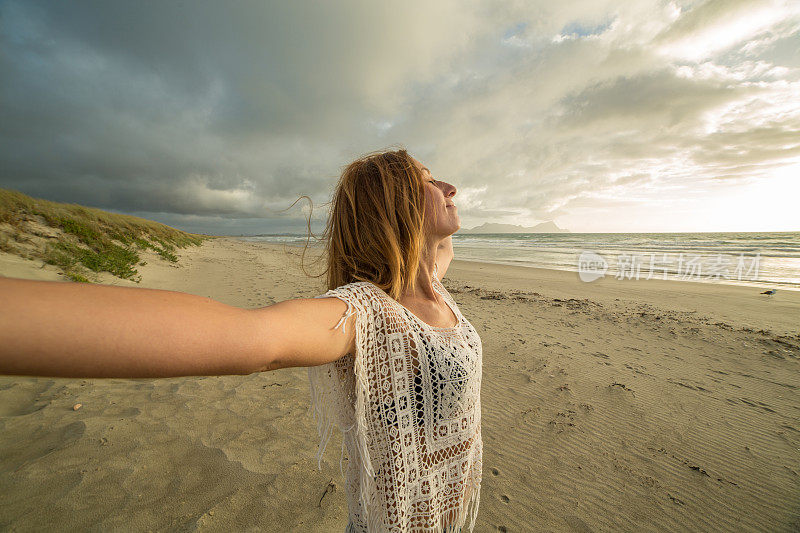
<box><xmin>1</xmin><ymin>237</ymin><xmax>798</xmax><ymax>532</ymax></box>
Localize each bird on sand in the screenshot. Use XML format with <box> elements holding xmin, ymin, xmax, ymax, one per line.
<box><xmin>760</xmin><ymin>289</ymin><xmax>777</xmax><ymax>296</ymax></box>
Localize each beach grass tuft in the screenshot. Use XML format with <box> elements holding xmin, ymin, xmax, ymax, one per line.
<box><xmin>0</xmin><ymin>187</ymin><xmax>215</xmax><ymax>283</ymax></box>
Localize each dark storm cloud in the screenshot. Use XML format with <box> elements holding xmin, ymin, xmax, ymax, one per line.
<box><xmin>0</xmin><ymin>0</ymin><xmax>494</xmax><ymax>230</ymax></box>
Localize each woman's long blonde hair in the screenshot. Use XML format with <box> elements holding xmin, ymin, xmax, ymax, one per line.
<box><xmin>316</xmin><ymin>148</ymin><xmax>427</xmax><ymax>300</ymax></box>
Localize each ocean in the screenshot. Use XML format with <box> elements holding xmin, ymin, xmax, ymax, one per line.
<box><xmin>237</xmin><ymin>231</ymin><xmax>800</xmax><ymax>291</ymax></box>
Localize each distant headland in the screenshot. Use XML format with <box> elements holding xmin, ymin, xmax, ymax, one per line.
<box><xmin>460</xmin><ymin>221</ymin><xmax>570</xmax><ymax>234</ymax></box>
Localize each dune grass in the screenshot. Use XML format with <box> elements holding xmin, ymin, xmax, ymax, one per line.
<box><xmin>0</xmin><ymin>188</ymin><xmax>215</xmax><ymax>283</ymax></box>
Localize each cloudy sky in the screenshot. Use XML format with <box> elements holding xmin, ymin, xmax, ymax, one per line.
<box><xmin>1</xmin><ymin>0</ymin><xmax>799</xmax><ymax>235</ymax></box>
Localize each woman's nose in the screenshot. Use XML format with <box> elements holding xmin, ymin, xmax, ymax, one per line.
<box><xmin>444</xmin><ymin>182</ymin><xmax>457</xmax><ymax>197</ymax></box>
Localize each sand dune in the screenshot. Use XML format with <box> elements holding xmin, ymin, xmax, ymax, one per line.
<box><xmin>1</xmin><ymin>238</ymin><xmax>798</xmax><ymax>531</ymax></box>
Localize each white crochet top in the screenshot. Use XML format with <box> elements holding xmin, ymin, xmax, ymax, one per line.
<box><xmin>309</xmin><ymin>263</ymin><xmax>483</xmax><ymax>532</ymax></box>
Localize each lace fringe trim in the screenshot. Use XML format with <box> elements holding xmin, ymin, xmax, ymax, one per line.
<box><xmin>309</xmin><ymin>293</ymin><xmax>380</xmax><ymax>529</ymax></box>
<box><xmin>461</xmin><ymin>459</ymin><xmax>482</xmax><ymax>533</ymax></box>
<box><xmin>309</xmin><ymin>295</ymin><xmax>360</xmax><ymax>469</ymax></box>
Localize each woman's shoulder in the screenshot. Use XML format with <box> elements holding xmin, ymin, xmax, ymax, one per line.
<box><xmin>316</xmin><ymin>281</ymin><xmax>364</xmax><ymax>300</ymax></box>
<box><xmin>315</xmin><ymin>281</ymin><xmax>385</xmax><ymax>314</ymax></box>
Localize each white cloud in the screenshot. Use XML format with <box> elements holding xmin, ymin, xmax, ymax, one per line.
<box><xmin>654</xmin><ymin>0</ymin><xmax>796</xmax><ymax>62</ymax></box>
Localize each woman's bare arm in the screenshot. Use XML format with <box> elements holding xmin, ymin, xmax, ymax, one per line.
<box><xmin>251</xmin><ymin>296</ymin><xmax>356</xmax><ymax>371</ymax></box>
<box><xmin>0</xmin><ymin>277</ymin><xmax>355</xmax><ymax>378</ymax></box>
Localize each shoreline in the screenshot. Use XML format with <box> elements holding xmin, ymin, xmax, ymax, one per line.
<box><xmin>448</xmin><ymin>256</ymin><xmax>799</xmax><ymax>292</ymax></box>
<box><xmin>233</xmin><ymin>236</ymin><xmax>800</xmax><ymax>293</ymax></box>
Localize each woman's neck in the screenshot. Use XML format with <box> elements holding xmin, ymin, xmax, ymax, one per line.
<box><xmin>402</xmin><ymin>238</ymin><xmax>442</xmax><ymax>302</ymax></box>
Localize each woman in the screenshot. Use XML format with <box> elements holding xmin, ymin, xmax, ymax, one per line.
<box><xmin>0</xmin><ymin>149</ymin><xmax>482</xmax><ymax>533</ymax></box>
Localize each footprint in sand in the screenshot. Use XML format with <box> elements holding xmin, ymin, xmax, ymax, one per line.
<box><xmin>0</xmin><ymin>381</ymin><xmax>56</xmax><ymax>417</ymax></box>
<box><xmin>564</xmin><ymin>515</ymin><xmax>594</xmax><ymax>532</ymax></box>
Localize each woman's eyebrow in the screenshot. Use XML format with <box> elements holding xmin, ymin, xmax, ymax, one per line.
<box><xmin>422</xmin><ymin>167</ymin><xmax>431</xmax><ymax>176</ymax></box>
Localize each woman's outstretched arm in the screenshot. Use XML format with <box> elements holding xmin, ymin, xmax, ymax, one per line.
<box><xmin>0</xmin><ymin>276</ymin><xmax>355</xmax><ymax>378</ymax></box>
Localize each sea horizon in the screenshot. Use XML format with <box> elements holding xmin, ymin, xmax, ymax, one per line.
<box><xmin>233</xmin><ymin>231</ymin><xmax>800</xmax><ymax>292</ymax></box>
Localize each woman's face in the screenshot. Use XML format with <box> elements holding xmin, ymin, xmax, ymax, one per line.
<box><xmin>411</xmin><ymin>157</ymin><xmax>460</xmax><ymax>238</ymax></box>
